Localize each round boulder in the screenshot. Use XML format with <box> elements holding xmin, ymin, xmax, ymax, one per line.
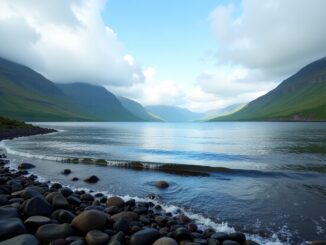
<box><xmin>23</xmin><ymin>196</ymin><xmax>52</xmax><ymax>217</ymax></box>
<box><xmin>130</xmin><ymin>228</ymin><xmax>161</xmax><ymax>245</ymax></box>
<box><xmin>18</xmin><ymin>163</ymin><xmax>35</xmax><ymax>170</ymax></box>
<box><xmin>106</xmin><ymin>196</ymin><xmax>125</xmax><ymax>208</ymax></box>
<box><xmin>86</xmin><ymin>230</ymin><xmax>109</xmax><ymax>245</ymax></box>
<box><xmin>0</xmin><ymin>234</ymin><xmax>39</xmax><ymax>245</ymax></box>
<box><xmin>84</xmin><ymin>175</ymin><xmax>99</xmax><ymax>183</ymax></box>
<box><xmin>71</xmin><ymin>210</ymin><xmax>107</xmax><ymax>233</ymax></box>
<box><xmin>62</xmin><ymin>169</ymin><xmax>72</xmax><ymax>175</ymax></box>
<box><xmin>155</xmin><ymin>181</ymin><xmax>169</xmax><ymax>189</ymax></box>
<box><xmin>153</xmin><ymin>237</ymin><xmax>178</xmax><ymax>245</ymax></box>
<box><xmin>36</xmin><ymin>223</ymin><xmax>74</xmax><ymax>242</ymax></box>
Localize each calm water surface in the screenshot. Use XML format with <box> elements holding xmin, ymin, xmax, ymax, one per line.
<box><xmin>1</xmin><ymin>122</ymin><xmax>326</xmax><ymax>244</ymax></box>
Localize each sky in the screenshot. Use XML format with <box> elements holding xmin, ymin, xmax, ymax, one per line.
<box><xmin>1</xmin><ymin>0</ymin><xmax>326</xmax><ymax>112</ymax></box>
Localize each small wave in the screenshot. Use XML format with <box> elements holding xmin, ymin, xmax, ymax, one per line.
<box><xmin>1</xmin><ymin>141</ymin><xmax>61</xmax><ymax>161</ymax></box>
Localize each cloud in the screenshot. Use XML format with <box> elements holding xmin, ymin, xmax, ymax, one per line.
<box><xmin>191</xmin><ymin>0</ymin><xmax>326</xmax><ymax>112</ymax></box>
<box><xmin>108</xmin><ymin>67</ymin><xmax>183</xmax><ymax>106</ymax></box>
<box><xmin>0</xmin><ymin>0</ymin><xmax>144</xmax><ymax>86</ymax></box>
<box><xmin>210</xmin><ymin>0</ymin><xmax>326</xmax><ymax>77</ymax></box>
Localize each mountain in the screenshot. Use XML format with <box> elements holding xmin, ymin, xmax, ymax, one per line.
<box><xmin>117</xmin><ymin>96</ymin><xmax>161</xmax><ymax>121</ymax></box>
<box><xmin>57</xmin><ymin>83</ymin><xmax>141</xmax><ymax>121</ymax></box>
<box><xmin>211</xmin><ymin>57</ymin><xmax>326</xmax><ymax>121</ymax></box>
<box><xmin>203</xmin><ymin>103</ymin><xmax>246</xmax><ymax>120</ymax></box>
<box><xmin>0</xmin><ymin>57</ymin><xmax>94</xmax><ymax>121</ymax></box>
<box><xmin>146</xmin><ymin>105</ymin><xmax>204</xmax><ymax>122</ymax></box>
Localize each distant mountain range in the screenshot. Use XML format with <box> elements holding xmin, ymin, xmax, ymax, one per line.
<box><xmin>210</xmin><ymin>57</ymin><xmax>326</xmax><ymax>121</ymax></box>
<box><xmin>1</xmin><ymin>56</ymin><xmax>325</xmax><ymax>122</ymax></box>
<box><xmin>146</xmin><ymin>105</ymin><xmax>204</xmax><ymax>122</ymax></box>
<box><xmin>0</xmin><ymin>57</ymin><xmax>156</xmax><ymax>122</ymax></box>
<box><xmin>117</xmin><ymin>96</ymin><xmax>161</xmax><ymax>121</ymax></box>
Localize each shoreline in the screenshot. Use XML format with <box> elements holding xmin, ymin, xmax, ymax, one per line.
<box><xmin>0</xmin><ymin>154</ymin><xmax>261</xmax><ymax>245</ymax></box>
<box><xmin>0</xmin><ymin>127</ymin><xmax>57</xmax><ymax>141</ymax></box>
<box><xmin>0</xmin><ymin>130</ymin><xmax>325</xmax><ymax>245</ymax></box>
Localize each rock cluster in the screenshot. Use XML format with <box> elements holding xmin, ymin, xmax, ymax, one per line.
<box><xmin>0</xmin><ymin>155</ymin><xmax>324</xmax><ymax>245</ymax></box>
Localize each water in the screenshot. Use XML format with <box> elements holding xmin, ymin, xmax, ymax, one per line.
<box><xmin>1</xmin><ymin>122</ymin><xmax>326</xmax><ymax>244</ymax></box>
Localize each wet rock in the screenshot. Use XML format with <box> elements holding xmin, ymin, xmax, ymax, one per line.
<box><xmin>222</xmin><ymin>240</ymin><xmax>240</xmax><ymax>245</ymax></box>
<box><xmin>114</xmin><ymin>218</ymin><xmax>130</xmax><ymax>233</ymax></box>
<box><xmin>153</xmin><ymin>237</ymin><xmax>178</xmax><ymax>245</ymax></box>
<box><xmin>174</xmin><ymin>227</ymin><xmax>192</xmax><ymax>242</ymax></box>
<box><xmin>0</xmin><ymin>217</ymin><xmax>27</xmax><ymax>240</ymax></box>
<box><xmin>311</xmin><ymin>242</ymin><xmax>326</xmax><ymax>245</ymax></box>
<box><xmin>71</xmin><ymin>210</ymin><xmax>107</xmax><ymax>233</ymax></box>
<box><xmin>36</xmin><ymin>223</ymin><xmax>74</xmax><ymax>242</ymax></box>
<box><xmin>207</xmin><ymin>238</ymin><xmax>220</xmax><ymax>245</ymax></box>
<box><xmin>60</xmin><ymin>187</ymin><xmax>73</xmax><ymax>197</ymax></box>
<box><xmin>228</xmin><ymin>232</ymin><xmax>246</xmax><ymax>244</ymax></box>
<box><xmin>18</xmin><ymin>163</ymin><xmax>35</xmax><ymax>170</ymax></box>
<box><xmin>86</xmin><ymin>230</ymin><xmax>109</xmax><ymax>245</ymax></box>
<box><xmin>178</xmin><ymin>214</ymin><xmax>191</xmax><ymax>224</ymax></box>
<box><xmin>111</xmin><ymin>211</ymin><xmax>139</xmax><ymax>222</ymax></box>
<box><xmin>84</xmin><ymin>175</ymin><xmax>99</xmax><ymax>183</ymax></box>
<box><xmin>155</xmin><ymin>181</ymin><xmax>169</xmax><ymax>189</ymax></box>
<box><xmin>67</xmin><ymin>196</ymin><xmax>81</xmax><ymax>205</ymax></box>
<box><xmin>107</xmin><ymin>196</ymin><xmax>125</xmax><ymax>207</ymax></box>
<box><xmin>211</xmin><ymin>232</ymin><xmax>229</xmax><ymax>242</ymax></box>
<box><xmin>106</xmin><ymin>206</ymin><xmax>121</xmax><ymax>215</ymax></box>
<box><xmin>62</xmin><ymin>169</ymin><xmax>71</xmax><ymax>175</ymax></box>
<box><xmin>130</xmin><ymin>228</ymin><xmax>161</xmax><ymax>245</ymax></box>
<box><xmin>245</xmin><ymin>240</ymin><xmax>260</xmax><ymax>245</ymax></box>
<box><xmin>51</xmin><ymin>183</ymin><xmax>63</xmax><ymax>190</ymax></box>
<box><xmin>23</xmin><ymin>196</ymin><xmax>52</xmax><ymax>217</ymax></box>
<box><xmin>187</xmin><ymin>223</ymin><xmax>198</xmax><ymax>232</ymax></box>
<box><xmin>80</xmin><ymin>193</ymin><xmax>94</xmax><ymax>202</ymax></box>
<box><xmin>52</xmin><ymin>193</ymin><xmax>69</xmax><ymax>209</ymax></box>
<box><xmin>0</xmin><ymin>207</ymin><xmax>19</xmax><ymax>219</ymax></box>
<box><xmin>71</xmin><ymin>177</ymin><xmax>79</xmax><ymax>181</ymax></box>
<box><xmin>51</xmin><ymin>209</ymin><xmax>75</xmax><ymax>224</ymax></box>
<box><xmin>24</xmin><ymin>216</ymin><xmax>51</xmax><ymax>232</ymax></box>
<box><xmin>110</xmin><ymin>231</ymin><xmax>124</xmax><ymax>244</ymax></box>
<box><xmin>85</xmin><ymin>205</ymin><xmax>105</xmax><ymax>212</ymax></box>
<box><xmin>0</xmin><ymin>234</ymin><xmax>39</xmax><ymax>245</ymax></box>
<box><xmin>50</xmin><ymin>238</ymin><xmax>66</xmax><ymax>245</ymax></box>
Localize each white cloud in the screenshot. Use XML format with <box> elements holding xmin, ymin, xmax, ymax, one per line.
<box><xmin>191</xmin><ymin>0</ymin><xmax>326</xmax><ymax>112</ymax></box>
<box><xmin>108</xmin><ymin>66</ymin><xmax>183</xmax><ymax>106</ymax></box>
<box><xmin>210</xmin><ymin>0</ymin><xmax>326</xmax><ymax>77</ymax></box>
<box><xmin>0</xmin><ymin>0</ymin><xmax>144</xmax><ymax>86</ymax></box>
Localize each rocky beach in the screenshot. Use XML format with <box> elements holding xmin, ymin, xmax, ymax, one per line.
<box><xmin>1</xmin><ymin>127</ymin><xmax>326</xmax><ymax>245</ymax></box>
<box><xmin>0</xmin><ymin>152</ymin><xmax>259</xmax><ymax>245</ymax></box>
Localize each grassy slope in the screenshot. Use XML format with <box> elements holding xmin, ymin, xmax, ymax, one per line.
<box><xmin>117</xmin><ymin>96</ymin><xmax>162</xmax><ymax>121</ymax></box>
<box><xmin>58</xmin><ymin>83</ymin><xmax>142</xmax><ymax>122</ymax></box>
<box><xmin>0</xmin><ymin>116</ymin><xmax>34</xmax><ymax>129</ymax></box>
<box><xmin>0</xmin><ymin>75</ymin><xmax>95</xmax><ymax>121</ymax></box>
<box><xmin>211</xmin><ymin>59</ymin><xmax>326</xmax><ymax>121</ymax></box>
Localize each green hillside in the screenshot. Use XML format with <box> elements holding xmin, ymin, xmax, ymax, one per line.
<box><xmin>211</xmin><ymin>58</ymin><xmax>326</xmax><ymax>121</ymax></box>
<box><xmin>58</xmin><ymin>83</ymin><xmax>142</xmax><ymax>121</ymax></box>
<box><xmin>117</xmin><ymin>96</ymin><xmax>161</xmax><ymax>121</ymax></box>
<box><xmin>0</xmin><ymin>116</ymin><xmax>34</xmax><ymax>129</ymax></box>
<box><xmin>0</xmin><ymin>58</ymin><xmax>94</xmax><ymax>121</ymax></box>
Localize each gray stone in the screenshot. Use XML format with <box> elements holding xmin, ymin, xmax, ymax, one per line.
<box><xmin>51</xmin><ymin>209</ymin><xmax>75</xmax><ymax>224</ymax></box>
<box><xmin>86</xmin><ymin>230</ymin><xmax>109</xmax><ymax>245</ymax></box>
<box><xmin>130</xmin><ymin>228</ymin><xmax>161</xmax><ymax>245</ymax></box>
<box><xmin>0</xmin><ymin>218</ymin><xmax>27</xmax><ymax>240</ymax></box>
<box><xmin>153</xmin><ymin>237</ymin><xmax>178</xmax><ymax>245</ymax></box>
<box><xmin>111</xmin><ymin>211</ymin><xmax>138</xmax><ymax>222</ymax></box>
<box><xmin>71</xmin><ymin>210</ymin><xmax>107</xmax><ymax>233</ymax></box>
<box><xmin>106</xmin><ymin>196</ymin><xmax>124</xmax><ymax>207</ymax></box>
<box><xmin>0</xmin><ymin>234</ymin><xmax>39</xmax><ymax>245</ymax></box>
<box><xmin>36</xmin><ymin>223</ymin><xmax>74</xmax><ymax>242</ymax></box>
<box><xmin>0</xmin><ymin>207</ymin><xmax>19</xmax><ymax>219</ymax></box>
<box><xmin>23</xmin><ymin>196</ymin><xmax>52</xmax><ymax>217</ymax></box>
